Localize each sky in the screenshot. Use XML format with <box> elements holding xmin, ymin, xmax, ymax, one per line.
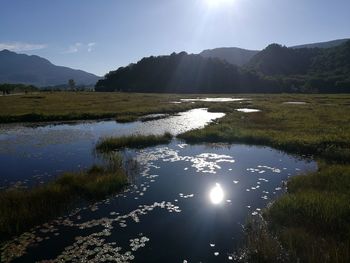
<box><xmin>1</xmin><ymin>0</ymin><xmax>349</xmax><ymax>76</ymax></box>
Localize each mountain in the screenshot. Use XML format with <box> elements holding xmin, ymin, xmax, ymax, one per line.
<box><xmin>309</xmin><ymin>40</ymin><xmax>350</xmax><ymax>74</ymax></box>
<box><xmin>291</xmin><ymin>38</ymin><xmax>350</xmax><ymax>49</ymax></box>
<box><xmin>95</xmin><ymin>52</ymin><xmax>275</xmax><ymax>93</ymax></box>
<box><xmin>199</xmin><ymin>39</ymin><xmax>348</xmax><ymax>67</ymax></box>
<box><xmin>247</xmin><ymin>44</ymin><xmax>321</xmax><ymax>75</ymax></box>
<box><xmin>199</xmin><ymin>47</ymin><xmax>259</xmax><ymax>66</ymax></box>
<box><xmin>248</xmin><ymin>41</ymin><xmax>350</xmax><ymax>77</ymax></box>
<box><xmin>0</xmin><ymin>49</ymin><xmax>100</xmax><ymax>87</ymax></box>
<box><xmin>97</xmin><ymin>41</ymin><xmax>350</xmax><ymax>94</ymax></box>
<box><xmin>247</xmin><ymin>40</ymin><xmax>350</xmax><ymax>92</ymax></box>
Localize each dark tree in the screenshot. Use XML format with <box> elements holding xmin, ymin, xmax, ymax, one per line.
<box><xmin>68</xmin><ymin>79</ymin><xmax>76</xmax><ymax>91</ymax></box>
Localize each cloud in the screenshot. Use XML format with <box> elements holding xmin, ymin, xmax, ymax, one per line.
<box><xmin>63</xmin><ymin>42</ymin><xmax>82</xmax><ymax>54</ymax></box>
<box><xmin>87</xmin><ymin>42</ymin><xmax>96</xmax><ymax>52</ymax></box>
<box><xmin>63</xmin><ymin>42</ymin><xmax>96</xmax><ymax>54</ymax></box>
<box><xmin>0</xmin><ymin>42</ymin><xmax>47</xmax><ymax>52</ymax></box>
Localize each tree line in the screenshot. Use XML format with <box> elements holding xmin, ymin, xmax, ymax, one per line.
<box><xmin>95</xmin><ymin>41</ymin><xmax>350</xmax><ymax>93</ymax></box>
<box><xmin>0</xmin><ymin>83</ymin><xmax>39</xmax><ymax>95</ymax></box>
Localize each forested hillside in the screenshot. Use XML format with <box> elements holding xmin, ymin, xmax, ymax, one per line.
<box><xmin>96</xmin><ymin>52</ymin><xmax>281</xmax><ymax>93</ymax></box>
<box><xmin>96</xmin><ymin>41</ymin><xmax>350</xmax><ymax>93</ymax></box>
<box><xmin>200</xmin><ymin>47</ymin><xmax>258</xmax><ymax>66</ymax></box>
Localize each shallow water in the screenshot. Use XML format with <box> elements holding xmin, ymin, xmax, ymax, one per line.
<box><xmin>2</xmin><ymin>141</ymin><xmax>317</xmax><ymax>263</ymax></box>
<box><xmin>235</xmin><ymin>108</ymin><xmax>261</xmax><ymax>113</ymax></box>
<box><xmin>180</xmin><ymin>98</ymin><xmax>247</xmax><ymax>102</ymax></box>
<box><xmin>0</xmin><ymin>108</ymin><xmax>317</xmax><ymax>262</ymax></box>
<box><xmin>0</xmin><ymin>108</ymin><xmax>223</xmax><ymax>188</ymax></box>
<box><xmin>283</xmin><ymin>101</ymin><xmax>308</xmax><ymax>105</ymax></box>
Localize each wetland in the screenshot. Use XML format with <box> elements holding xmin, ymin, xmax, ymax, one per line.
<box><xmin>0</xmin><ymin>93</ymin><xmax>349</xmax><ymax>262</ymax></box>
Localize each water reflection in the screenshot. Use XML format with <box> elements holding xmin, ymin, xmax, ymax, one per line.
<box><xmin>209</xmin><ymin>183</ymin><xmax>224</xmax><ymax>204</ymax></box>
<box><xmin>1</xmin><ymin>142</ymin><xmax>317</xmax><ymax>263</ymax></box>
<box><xmin>235</xmin><ymin>108</ymin><xmax>261</xmax><ymax>113</ymax></box>
<box><xmin>180</xmin><ymin>98</ymin><xmax>247</xmax><ymax>102</ymax></box>
<box><xmin>0</xmin><ymin>108</ymin><xmax>224</xmax><ymax>188</ymax></box>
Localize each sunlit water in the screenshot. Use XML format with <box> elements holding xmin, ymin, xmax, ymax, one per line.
<box><xmin>1</xmin><ymin>142</ymin><xmax>316</xmax><ymax>262</ymax></box>
<box><xmin>0</xmin><ymin>108</ymin><xmax>224</xmax><ymax>188</ymax></box>
<box><xmin>0</xmin><ymin>109</ymin><xmax>317</xmax><ymax>262</ymax></box>
<box><xmin>180</xmin><ymin>98</ymin><xmax>247</xmax><ymax>102</ymax></box>
<box><xmin>283</xmin><ymin>101</ymin><xmax>308</xmax><ymax>105</ymax></box>
<box><xmin>235</xmin><ymin>108</ymin><xmax>261</xmax><ymax>113</ymax></box>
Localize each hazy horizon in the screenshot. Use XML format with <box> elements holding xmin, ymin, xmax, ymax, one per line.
<box><xmin>1</xmin><ymin>0</ymin><xmax>350</xmax><ymax>75</ymax></box>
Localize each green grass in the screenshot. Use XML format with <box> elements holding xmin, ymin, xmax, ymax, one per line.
<box><xmin>0</xmin><ymin>92</ymin><xmax>210</xmax><ymax>123</ymax></box>
<box><xmin>179</xmin><ymin>94</ymin><xmax>350</xmax><ymax>163</ymax></box>
<box><xmin>96</xmin><ymin>132</ymin><xmax>173</xmax><ymax>152</ymax></box>
<box><xmin>239</xmin><ymin>164</ymin><xmax>350</xmax><ymax>263</ymax></box>
<box><xmin>264</xmin><ymin>164</ymin><xmax>350</xmax><ymax>262</ymax></box>
<box><xmin>0</xmin><ymin>158</ymin><xmax>128</xmax><ymax>242</ymax></box>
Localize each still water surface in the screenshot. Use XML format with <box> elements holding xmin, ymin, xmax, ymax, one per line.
<box><xmin>0</xmin><ymin>108</ymin><xmax>317</xmax><ymax>262</ymax></box>
<box><xmin>0</xmin><ymin>108</ymin><xmax>223</xmax><ymax>188</ymax></box>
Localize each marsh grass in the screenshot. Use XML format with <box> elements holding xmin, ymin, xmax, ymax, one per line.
<box><xmin>240</xmin><ymin>165</ymin><xmax>350</xmax><ymax>262</ymax></box>
<box><xmin>241</xmin><ymin>216</ymin><xmax>350</xmax><ymax>263</ymax></box>
<box><xmin>96</xmin><ymin>133</ymin><xmax>173</xmax><ymax>152</ymax></box>
<box><xmin>239</xmin><ymin>216</ymin><xmax>289</xmax><ymax>263</ymax></box>
<box><xmin>180</xmin><ymin>94</ymin><xmax>350</xmax><ymax>163</ymax></box>
<box><xmin>0</xmin><ymin>92</ymin><xmax>208</xmax><ymax>123</ymax></box>
<box><xmin>0</xmin><ymin>157</ymin><xmax>128</xmax><ymax>242</ymax></box>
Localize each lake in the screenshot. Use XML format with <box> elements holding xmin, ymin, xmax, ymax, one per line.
<box><xmin>0</xmin><ymin>108</ymin><xmax>317</xmax><ymax>262</ymax></box>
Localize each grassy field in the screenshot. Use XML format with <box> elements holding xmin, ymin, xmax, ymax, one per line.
<box><xmin>179</xmin><ymin>94</ymin><xmax>350</xmax><ymax>162</ymax></box>
<box><xmin>0</xmin><ymin>156</ymin><xmax>128</xmax><ymax>242</ymax></box>
<box><xmin>0</xmin><ymin>92</ymin><xmax>202</xmax><ymax>123</ymax></box>
<box><xmin>1</xmin><ymin>92</ymin><xmax>350</xmax><ymax>262</ymax></box>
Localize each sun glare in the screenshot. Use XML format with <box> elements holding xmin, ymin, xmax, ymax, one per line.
<box><xmin>209</xmin><ymin>183</ymin><xmax>225</xmax><ymax>204</ymax></box>
<box><xmin>205</xmin><ymin>0</ymin><xmax>235</xmax><ymax>8</ymax></box>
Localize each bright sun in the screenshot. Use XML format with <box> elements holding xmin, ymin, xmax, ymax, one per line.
<box><xmin>205</xmin><ymin>0</ymin><xmax>235</xmax><ymax>8</ymax></box>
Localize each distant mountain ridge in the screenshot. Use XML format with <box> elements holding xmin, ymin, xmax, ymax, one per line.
<box><xmin>290</xmin><ymin>38</ymin><xmax>350</xmax><ymax>49</ymax></box>
<box><xmin>97</xmin><ymin>39</ymin><xmax>350</xmax><ymax>93</ymax></box>
<box><xmin>199</xmin><ymin>38</ymin><xmax>349</xmax><ymax>66</ymax></box>
<box><xmin>0</xmin><ymin>49</ymin><xmax>100</xmax><ymax>87</ymax></box>
<box><xmin>200</xmin><ymin>47</ymin><xmax>259</xmax><ymax>66</ymax></box>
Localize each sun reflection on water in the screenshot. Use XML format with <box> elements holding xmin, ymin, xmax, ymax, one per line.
<box><xmin>209</xmin><ymin>183</ymin><xmax>224</xmax><ymax>204</ymax></box>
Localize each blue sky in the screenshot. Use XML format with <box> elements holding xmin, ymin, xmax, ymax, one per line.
<box><xmin>1</xmin><ymin>0</ymin><xmax>349</xmax><ymax>76</ymax></box>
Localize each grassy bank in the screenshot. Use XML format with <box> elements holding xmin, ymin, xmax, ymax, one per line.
<box><xmin>96</xmin><ymin>133</ymin><xmax>172</xmax><ymax>152</ymax></box>
<box><xmin>0</xmin><ymin>92</ymin><xmax>206</xmax><ymax>123</ymax></box>
<box><xmin>0</xmin><ymin>157</ymin><xmax>128</xmax><ymax>242</ymax></box>
<box><xmin>241</xmin><ymin>164</ymin><xmax>350</xmax><ymax>263</ymax></box>
<box><xmin>267</xmin><ymin>164</ymin><xmax>350</xmax><ymax>261</ymax></box>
